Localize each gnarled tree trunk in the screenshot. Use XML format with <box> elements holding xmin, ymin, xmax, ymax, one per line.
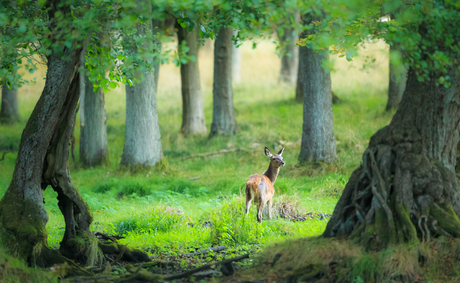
<box><xmin>386</xmin><ymin>44</ymin><xmax>408</xmax><ymax>111</ymax></box>
<box><xmin>1</xmin><ymin>80</ymin><xmax>19</xmax><ymax>123</ymax></box>
<box><xmin>79</xmin><ymin>76</ymin><xmax>109</xmax><ymax>167</ymax></box>
<box><xmin>210</xmin><ymin>27</ymin><xmax>237</xmax><ymax>136</ymax></box>
<box><xmin>121</xmin><ymin>20</ymin><xmax>163</xmax><ymax>167</ymax></box>
<box><xmin>0</xmin><ymin>38</ymin><xmax>94</xmax><ymax>266</ymax></box>
<box><xmin>178</xmin><ymin>25</ymin><xmax>207</xmax><ymax>136</ymax></box>
<box><xmin>298</xmin><ymin>45</ymin><xmax>337</xmax><ymax>163</ymax></box>
<box><xmin>324</xmin><ymin>65</ymin><xmax>460</xmax><ymax>249</ymax></box>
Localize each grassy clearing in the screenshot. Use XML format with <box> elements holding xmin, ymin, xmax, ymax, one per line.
<box><xmin>0</xmin><ymin>38</ymin><xmax>393</xmax><ymax>274</ymax></box>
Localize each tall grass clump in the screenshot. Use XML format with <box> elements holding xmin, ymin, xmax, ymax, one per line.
<box><xmin>114</xmin><ymin>206</ymin><xmax>183</xmax><ymax>236</ymax></box>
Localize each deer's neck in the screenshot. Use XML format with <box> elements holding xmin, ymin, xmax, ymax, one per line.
<box><xmin>264</xmin><ymin>163</ymin><xmax>280</xmax><ymax>185</ymax></box>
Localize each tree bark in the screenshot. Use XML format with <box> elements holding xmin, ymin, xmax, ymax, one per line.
<box><xmin>295</xmin><ymin>45</ymin><xmax>306</xmax><ymax>103</ymax></box>
<box><xmin>1</xmin><ymin>80</ymin><xmax>19</xmax><ymax>124</ymax></box>
<box><xmin>121</xmin><ymin>20</ymin><xmax>163</xmax><ymax>167</ymax></box>
<box><xmin>210</xmin><ymin>27</ymin><xmax>237</xmax><ymax>136</ymax></box>
<box><xmin>177</xmin><ymin>25</ymin><xmax>207</xmax><ymax>136</ymax></box>
<box><xmin>324</xmin><ymin>65</ymin><xmax>460</xmax><ymax>249</ymax></box>
<box><xmin>386</xmin><ymin>44</ymin><xmax>408</xmax><ymax>111</ymax></box>
<box><xmin>232</xmin><ymin>29</ymin><xmax>241</xmax><ymax>84</ymax></box>
<box><xmin>278</xmin><ymin>25</ymin><xmax>299</xmax><ymax>84</ymax></box>
<box><xmin>0</xmin><ymin>31</ymin><xmax>95</xmax><ymax>266</ymax></box>
<box><xmin>298</xmin><ymin>46</ymin><xmax>337</xmax><ymax>163</ymax></box>
<box><xmin>79</xmin><ymin>76</ymin><xmax>110</xmax><ymax>167</ymax></box>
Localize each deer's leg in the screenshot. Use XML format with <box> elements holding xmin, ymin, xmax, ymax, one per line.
<box><xmin>268</xmin><ymin>199</ymin><xmax>273</xmax><ymax>219</ymax></box>
<box><xmin>245</xmin><ymin>188</ymin><xmax>254</xmax><ymax>217</ymax></box>
<box><xmin>257</xmin><ymin>196</ymin><xmax>266</xmax><ymax>223</ymax></box>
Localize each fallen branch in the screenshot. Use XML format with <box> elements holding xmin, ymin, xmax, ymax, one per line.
<box><xmin>0</xmin><ymin>150</ymin><xmax>12</xmax><ymax>161</ymax></box>
<box><xmin>183</xmin><ymin>148</ymin><xmax>247</xmax><ymax>160</ymax></box>
<box><xmin>184</xmin><ymin>245</ymin><xmax>226</xmax><ymax>257</ymax></box>
<box><xmin>164</xmin><ymin>254</ymin><xmax>249</xmax><ymax>281</ymax></box>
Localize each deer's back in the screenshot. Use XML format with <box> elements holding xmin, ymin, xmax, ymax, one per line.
<box><xmin>246</xmin><ymin>174</ymin><xmax>274</xmax><ymax>199</ymax></box>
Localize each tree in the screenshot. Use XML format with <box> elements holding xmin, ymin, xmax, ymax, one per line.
<box><xmin>298</xmin><ymin>19</ymin><xmax>337</xmax><ymax>163</ymax></box>
<box><xmin>315</xmin><ymin>0</ymin><xmax>460</xmax><ymax>248</ymax></box>
<box><xmin>278</xmin><ymin>14</ymin><xmax>299</xmax><ymax>84</ymax></box>
<box><xmin>385</xmin><ymin>43</ymin><xmax>407</xmax><ymax>111</ymax></box>
<box><xmin>177</xmin><ymin>24</ymin><xmax>207</xmax><ymax>136</ymax></box>
<box><xmin>0</xmin><ymin>0</ymin><xmax>182</xmax><ymax>266</ymax></box>
<box><xmin>295</xmin><ymin>44</ymin><xmax>305</xmax><ymax>103</ymax></box>
<box><xmin>232</xmin><ymin>29</ymin><xmax>241</xmax><ymax>84</ymax></box>
<box><xmin>210</xmin><ymin>26</ymin><xmax>237</xmax><ymax>136</ymax></box>
<box><xmin>79</xmin><ymin>75</ymin><xmax>109</xmax><ymax>167</ymax></box>
<box><xmin>0</xmin><ymin>81</ymin><xmax>19</xmax><ymax>123</ymax></box>
<box><xmin>120</xmin><ymin>18</ymin><xmax>163</xmax><ymax>167</ymax></box>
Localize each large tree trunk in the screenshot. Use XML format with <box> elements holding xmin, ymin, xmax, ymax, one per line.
<box><xmin>295</xmin><ymin>45</ymin><xmax>306</xmax><ymax>103</ymax></box>
<box><xmin>232</xmin><ymin>29</ymin><xmax>241</xmax><ymax>84</ymax></box>
<box><xmin>324</xmin><ymin>65</ymin><xmax>460</xmax><ymax>249</ymax></box>
<box><xmin>120</xmin><ymin>20</ymin><xmax>163</xmax><ymax>167</ymax></box>
<box><xmin>0</xmin><ymin>37</ymin><xmax>94</xmax><ymax>266</ymax></box>
<box><xmin>79</xmin><ymin>76</ymin><xmax>109</xmax><ymax>167</ymax></box>
<box><xmin>298</xmin><ymin>46</ymin><xmax>337</xmax><ymax>163</ymax></box>
<box><xmin>178</xmin><ymin>25</ymin><xmax>207</xmax><ymax>136</ymax></box>
<box><xmin>1</xmin><ymin>81</ymin><xmax>19</xmax><ymax>123</ymax></box>
<box><xmin>386</xmin><ymin>44</ymin><xmax>408</xmax><ymax>111</ymax></box>
<box><xmin>210</xmin><ymin>27</ymin><xmax>237</xmax><ymax>136</ymax></box>
<box><xmin>278</xmin><ymin>24</ymin><xmax>299</xmax><ymax>84</ymax></box>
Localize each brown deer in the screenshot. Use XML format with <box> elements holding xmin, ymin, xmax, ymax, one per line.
<box><xmin>245</xmin><ymin>147</ymin><xmax>285</xmax><ymax>222</ymax></box>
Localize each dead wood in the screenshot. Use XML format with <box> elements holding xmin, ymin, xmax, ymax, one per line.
<box><xmin>164</xmin><ymin>254</ymin><xmax>249</xmax><ymax>281</ymax></box>
<box><xmin>183</xmin><ymin>245</ymin><xmax>226</xmax><ymax>257</ymax></box>
<box><xmin>182</xmin><ymin>148</ymin><xmax>248</xmax><ymax>160</ymax></box>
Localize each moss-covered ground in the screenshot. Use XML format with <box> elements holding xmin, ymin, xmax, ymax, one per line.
<box><xmin>0</xmin><ymin>39</ymin><xmax>401</xmax><ymax>281</ymax></box>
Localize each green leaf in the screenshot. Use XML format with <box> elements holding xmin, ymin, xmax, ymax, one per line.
<box><xmin>109</xmin><ymin>81</ymin><xmax>118</xmax><ymax>89</ymax></box>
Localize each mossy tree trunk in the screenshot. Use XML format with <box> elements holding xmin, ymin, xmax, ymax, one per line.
<box><xmin>210</xmin><ymin>27</ymin><xmax>237</xmax><ymax>136</ymax></box>
<box><xmin>324</xmin><ymin>65</ymin><xmax>460</xmax><ymax>249</ymax></box>
<box><xmin>386</xmin><ymin>43</ymin><xmax>408</xmax><ymax>111</ymax></box>
<box><xmin>177</xmin><ymin>25</ymin><xmax>207</xmax><ymax>136</ymax></box>
<box><xmin>0</xmin><ymin>23</ymin><xmax>94</xmax><ymax>265</ymax></box>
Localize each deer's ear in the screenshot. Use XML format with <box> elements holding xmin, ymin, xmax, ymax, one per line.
<box><xmin>277</xmin><ymin>148</ymin><xmax>285</xmax><ymax>156</ymax></box>
<box><xmin>265</xmin><ymin>147</ymin><xmax>273</xmax><ymax>157</ymax></box>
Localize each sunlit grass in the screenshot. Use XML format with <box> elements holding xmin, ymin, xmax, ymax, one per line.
<box><xmin>0</xmin><ymin>38</ymin><xmax>393</xmax><ymax>257</ymax></box>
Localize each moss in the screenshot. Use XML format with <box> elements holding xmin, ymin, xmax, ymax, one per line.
<box><xmin>395</xmin><ymin>200</ymin><xmax>418</xmax><ymax>244</ymax></box>
<box><xmin>430</xmin><ymin>203</ymin><xmax>460</xmax><ymax>237</ymax></box>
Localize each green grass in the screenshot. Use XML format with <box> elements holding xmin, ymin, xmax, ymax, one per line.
<box><xmin>0</xmin><ymin>39</ymin><xmax>393</xmax><ymax>270</ymax></box>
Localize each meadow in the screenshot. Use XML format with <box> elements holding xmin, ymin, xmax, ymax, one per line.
<box><xmin>0</xmin><ymin>37</ymin><xmax>393</xmax><ymax>271</ymax></box>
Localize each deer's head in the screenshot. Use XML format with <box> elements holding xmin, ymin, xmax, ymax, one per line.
<box><xmin>265</xmin><ymin>147</ymin><xmax>285</xmax><ymax>168</ymax></box>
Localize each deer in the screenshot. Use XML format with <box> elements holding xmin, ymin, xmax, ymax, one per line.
<box><xmin>245</xmin><ymin>147</ymin><xmax>285</xmax><ymax>223</ymax></box>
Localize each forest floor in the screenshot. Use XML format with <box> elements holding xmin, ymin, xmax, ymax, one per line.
<box><xmin>0</xmin><ymin>39</ymin><xmax>395</xmax><ymax>282</ymax></box>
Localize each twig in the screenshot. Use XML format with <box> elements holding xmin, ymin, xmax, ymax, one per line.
<box><xmin>0</xmin><ymin>150</ymin><xmax>12</xmax><ymax>161</ymax></box>
<box><xmin>164</xmin><ymin>254</ymin><xmax>249</xmax><ymax>281</ymax></box>
<box><xmin>184</xmin><ymin>245</ymin><xmax>226</xmax><ymax>257</ymax></box>
<box><xmin>183</xmin><ymin>148</ymin><xmax>247</xmax><ymax>160</ymax></box>
<box><xmin>189</xmin><ymin>176</ymin><xmax>200</xmax><ymax>180</ymax></box>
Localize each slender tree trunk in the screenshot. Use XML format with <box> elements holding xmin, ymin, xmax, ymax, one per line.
<box><xmin>121</xmin><ymin>20</ymin><xmax>163</xmax><ymax>167</ymax></box>
<box><xmin>1</xmin><ymin>80</ymin><xmax>19</xmax><ymax>123</ymax></box>
<box><xmin>178</xmin><ymin>25</ymin><xmax>207</xmax><ymax>136</ymax></box>
<box><xmin>232</xmin><ymin>29</ymin><xmax>241</xmax><ymax>84</ymax></box>
<box><xmin>79</xmin><ymin>76</ymin><xmax>109</xmax><ymax>167</ymax></box>
<box><xmin>298</xmin><ymin>45</ymin><xmax>337</xmax><ymax>163</ymax></box>
<box><xmin>295</xmin><ymin>45</ymin><xmax>306</xmax><ymax>103</ymax></box>
<box><xmin>278</xmin><ymin>24</ymin><xmax>299</xmax><ymax>84</ymax></box>
<box><xmin>386</xmin><ymin>44</ymin><xmax>408</xmax><ymax>111</ymax></box>
<box><xmin>324</xmin><ymin>65</ymin><xmax>460</xmax><ymax>249</ymax></box>
<box><xmin>210</xmin><ymin>27</ymin><xmax>237</xmax><ymax>136</ymax></box>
